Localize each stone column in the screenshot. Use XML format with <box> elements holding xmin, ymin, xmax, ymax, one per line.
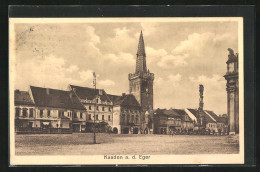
<box><xmin>235</xmin><ymin>86</ymin><xmax>239</xmax><ymax>133</ymax></box>
<box><xmin>228</xmin><ymin>89</ymin><xmax>236</xmax><ymax>135</ymax></box>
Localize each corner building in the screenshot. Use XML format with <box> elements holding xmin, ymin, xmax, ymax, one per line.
<box><xmin>128</xmin><ymin>31</ymin><xmax>154</xmax><ymax>133</ymax></box>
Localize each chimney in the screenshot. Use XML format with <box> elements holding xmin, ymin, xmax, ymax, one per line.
<box><xmin>122</xmin><ymin>93</ymin><xmax>126</xmax><ymax>97</ymax></box>
<box><xmin>73</xmin><ymin>88</ymin><xmax>76</xmax><ymax>92</ymax></box>
<box><xmin>69</xmin><ymin>92</ymin><xmax>73</xmax><ymax>99</ymax></box>
<box><xmin>46</xmin><ymin>88</ymin><xmax>50</xmax><ymax>95</ymax></box>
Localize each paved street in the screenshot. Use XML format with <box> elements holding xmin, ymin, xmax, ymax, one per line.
<box><xmin>15</xmin><ymin>133</ymin><xmax>239</xmax><ymax>155</ymax></box>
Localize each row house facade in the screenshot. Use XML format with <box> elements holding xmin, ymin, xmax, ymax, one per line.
<box><xmin>68</xmin><ymin>85</ymin><xmax>114</xmax><ymax>133</ymax></box>
<box><xmin>15</xmin><ymin>90</ymin><xmax>36</xmax><ymax>131</ymax></box>
<box><xmin>153</xmin><ymin>109</ymin><xmax>182</xmax><ymax>135</ymax></box>
<box><xmin>14</xmin><ymin>86</ymin><xmax>86</xmax><ymax>133</ymax></box>
<box><xmin>108</xmin><ymin>93</ymin><xmax>142</xmax><ymax>134</ymax></box>
<box><xmin>186</xmin><ymin>109</ymin><xmax>228</xmax><ymax>134</ymax></box>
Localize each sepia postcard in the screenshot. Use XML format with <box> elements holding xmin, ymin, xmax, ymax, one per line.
<box><xmin>9</xmin><ymin>17</ymin><xmax>244</xmax><ymax>165</ymax></box>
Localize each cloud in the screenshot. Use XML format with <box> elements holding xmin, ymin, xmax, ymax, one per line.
<box><xmin>156</xmin><ymin>32</ymin><xmax>238</xmax><ymax>69</ymax></box>
<box><xmin>145</xmin><ymin>46</ymin><xmax>188</xmax><ymax>68</ymax></box>
<box><xmin>66</xmin><ymin>65</ymin><xmax>79</xmax><ymax>73</ymax></box>
<box><xmin>103</xmin><ymin>52</ymin><xmax>135</xmax><ymax>66</ymax></box>
<box><xmin>15</xmin><ymin>54</ymin><xmax>95</xmax><ymax>90</ymax></box>
<box><xmin>79</xmin><ymin>70</ymin><xmax>94</xmax><ymax>82</ymax></box>
<box><xmin>140</xmin><ymin>23</ymin><xmax>158</xmax><ymax>36</ymax></box>
<box><xmin>189</xmin><ymin>74</ymin><xmax>227</xmax><ymax>112</ymax></box>
<box><xmin>98</xmin><ymin>79</ymin><xmax>115</xmax><ymax>86</ymax></box>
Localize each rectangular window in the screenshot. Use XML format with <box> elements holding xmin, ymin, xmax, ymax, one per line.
<box><xmin>89</xmin><ymin>106</ymin><xmax>91</xmax><ymax>110</ymax></box>
<box><xmin>89</xmin><ymin>114</ymin><xmax>91</xmax><ymax>120</ymax></box>
<box><xmin>96</xmin><ymin>115</ymin><xmax>98</xmax><ymax>120</ymax></box>
<box><xmin>96</xmin><ymin>106</ymin><xmax>99</xmax><ymax>111</ymax></box>
<box><xmin>102</xmin><ymin>107</ymin><xmax>105</xmax><ymax>111</ymax></box>
<box><xmin>22</xmin><ymin>109</ymin><xmax>27</xmax><ymax>117</ymax></box>
<box><xmin>74</xmin><ymin>112</ymin><xmax>77</xmax><ymax>118</ymax></box>
<box><xmin>40</xmin><ymin>110</ymin><xmax>43</xmax><ymax>118</ymax></box>
<box><xmin>80</xmin><ymin>113</ymin><xmax>83</xmax><ymax>119</ymax></box>
<box><xmin>15</xmin><ymin>108</ymin><xmax>20</xmax><ymax>117</ymax></box>
<box><xmin>109</xmin><ymin>107</ymin><xmax>111</xmax><ymax>112</ymax></box>
<box><xmin>47</xmin><ymin>110</ymin><xmax>50</xmax><ymax>117</ymax></box>
<box><xmin>131</xmin><ymin>115</ymin><xmax>134</xmax><ymax>123</ymax></box>
<box><xmin>102</xmin><ymin>115</ymin><xmax>104</xmax><ymax>120</ymax></box>
<box><xmin>29</xmin><ymin>108</ymin><xmax>33</xmax><ymax>118</ymax></box>
<box><xmin>108</xmin><ymin>115</ymin><xmax>111</xmax><ymax>121</ymax></box>
<box><xmin>62</xmin><ymin>111</ymin><xmax>64</xmax><ymax>117</ymax></box>
<box><xmin>96</xmin><ymin>99</ymin><xmax>98</xmax><ymax>103</ymax></box>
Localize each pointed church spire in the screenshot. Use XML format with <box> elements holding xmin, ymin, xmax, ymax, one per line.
<box><xmin>137</xmin><ymin>30</ymin><xmax>146</xmax><ymax>56</ymax></box>
<box><xmin>136</xmin><ymin>30</ymin><xmax>147</xmax><ymax>73</ymax></box>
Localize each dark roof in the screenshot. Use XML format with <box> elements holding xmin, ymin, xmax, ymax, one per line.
<box><xmin>173</xmin><ymin>109</ymin><xmax>193</xmax><ymax>121</ymax></box>
<box><xmin>107</xmin><ymin>94</ymin><xmax>121</xmax><ymax>104</ymax></box>
<box><xmin>187</xmin><ymin>108</ymin><xmax>216</xmax><ymax>123</ymax></box>
<box><xmin>70</xmin><ymin>85</ymin><xmax>111</xmax><ymax>103</ymax></box>
<box><xmin>218</xmin><ymin>116</ymin><xmax>228</xmax><ymax>124</ymax></box>
<box><xmin>187</xmin><ymin>108</ymin><xmax>200</xmax><ymax>119</ymax></box>
<box><xmin>14</xmin><ymin>90</ymin><xmax>34</xmax><ymax>106</ymax></box>
<box><xmin>30</xmin><ymin>86</ymin><xmax>85</xmax><ymax>110</ymax></box>
<box><xmin>205</xmin><ymin>110</ymin><xmax>228</xmax><ymax>124</ymax></box>
<box><xmin>112</xmin><ymin>94</ymin><xmax>141</xmax><ymax>108</ymax></box>
<box><xmin>153</xmin><ymin>108</ymin><xmax>181</xmax><ymax>118</ymax></box>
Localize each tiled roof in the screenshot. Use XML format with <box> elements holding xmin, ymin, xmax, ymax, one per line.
<box><xmin>187</xmin><ymin>108</ymin><xmax>200</xmax><ymax>119</ymax></box>
<box><xmin>30</xmin><ymin>86</ymin><xmax>85</xmax><ymax>110</ymax></box>
<box><xmin>153</xmin><ymin>108</ymin><xmax>181</xmax><ymax>118</ymax></box>
<box><xmin>173</xmin><ymin>109</ymin><xmax>193</xmax><ymax>121</ymax></box>
<box><xmin>112</xmin><ymin>94</ymin><xmax>141</xmax><ymax>108</ymax></box>
<box><xmin>70</xmin><ymin>85</ymin><xmax>111</xmax><ymax>103</ymax></box>
<box><xmin>107</xmin><ymin>94</ymin><xmax>121</xmax><ymax>104</ymax></box>
<box><xmin>205</xmin><ymin>110</ymin><xmax>228</xmax><ymax>124</ymax></box>
<box><xmin>187</xmin><ymin>108</ymin><xmax>216</xmax><ymax>123</ymax></box>
<box><xmin>14</xmin><ymin>90</ymin><xmax>34</xmax><ymax>106</ymax></box>
<box><xmin>218</xmin><ymin>116</ymin><xmax>228</xmax><ymax>124</ymax></box>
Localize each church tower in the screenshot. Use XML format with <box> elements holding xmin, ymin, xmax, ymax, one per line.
<box><xmin>128</xmin><ymin>31</ymin><xmax>154</xmax><ymax>113</ymax></box>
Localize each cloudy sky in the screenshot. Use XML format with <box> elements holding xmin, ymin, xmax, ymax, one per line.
<box><xmin>13</xmin><ymin>19</ymin><xmax>238</xmax><ymax>114</ymax></box>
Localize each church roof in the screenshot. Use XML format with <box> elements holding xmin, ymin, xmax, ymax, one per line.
<box><xmin>30</xmin><ymin>86</ymin><xmax>85</xmax><ymax>110</ymax></box>
<box><xmin>111</xmin><ymin>94</ymin><xmax>141</xmax><ymax>108</ymax></box>
<box><xmin>135</xmin><ymin>30</ymin><xmax>147</xmax><ymax>73</ymax></box>
<box><xmin>14</xmin><ymin>90</ymin><xmax>34</xmax><ymax>106</ymax></box>
<box><xmin>137</xmin><ymin>30</ymin><xmax>146</xmax><ymax>56</ymax></box>
<box><xmin>69</xmin><ymin>85</ymin><xmax>111</xmax><ymax>103</ymax></box>
<box><xmin>107</xmin><ymin>94</ymin><xmax>121</xmax><ymax>104</ymax></box>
